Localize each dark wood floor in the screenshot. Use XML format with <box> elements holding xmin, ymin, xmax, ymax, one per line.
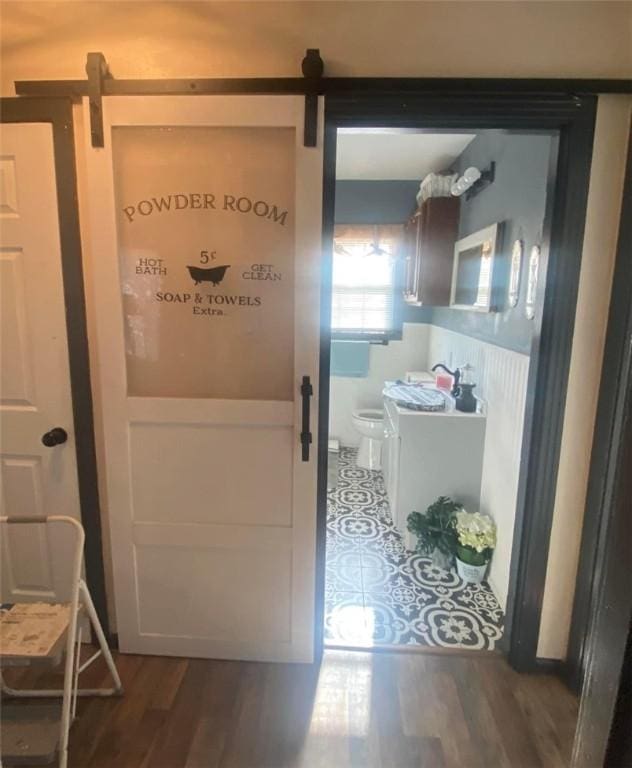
<box><xmin>6</xmin><ymin>648</ymin><xmax>578</xmax><ymax>768</ymax></box>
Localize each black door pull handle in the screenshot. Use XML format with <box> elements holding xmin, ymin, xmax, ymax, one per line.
<box><xmin>300</xmin><ymin>375</ymin><xmax>313</xmax><ymax>462</ymax></box>
<box><xmin>42</xmin><ymin>427</ymin><xmax>68</xmax><ymax>447</ymax></box>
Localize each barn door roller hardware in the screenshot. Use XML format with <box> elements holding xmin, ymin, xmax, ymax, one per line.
<box><xmin>14</xmin><ymin>55</ymin><xmax>630</xmax><ymax>148</ymax></box>
<box><xmin>50</xmin><ymin>50</ymin><xmax>324</xmax><ymax>149</ymax></box>
<box><xmin>302</xmin><ymin>49</ymin><xmax>324</xmax><ymax>147</ymax></box>
<box><xmin>86</xmin><ymin>52</ymin><xmax>110</xmax><ymax>148</ymax></box>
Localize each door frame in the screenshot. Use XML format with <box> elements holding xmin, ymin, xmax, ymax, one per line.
<box><xmin>315</xmin><ymin>92</ymin><xmax>597</xmax><ymax>670</ymax></box>
<box><xmin>0</xmin><ymin>97</ymin><xmax>109</xmax><ymax>636</ymax></box>
<box><xmin>566</xmin><ymin>120</ymin><xmax>632</xmax><ymax>694</ymax></box>
<box><xmin>567</xmin><ymin>122</ymin><xmax>632</xmax><ymax>767</ymax></box>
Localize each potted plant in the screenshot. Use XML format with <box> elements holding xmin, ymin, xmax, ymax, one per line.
<box><xmin>407</xmin><ymin>496</ymin><xmax>460</xmax><ymax>569</ymax></box>
<box><xmin>454</xmin><ymin>510</ymin><xmax>496</xmax><ymax>583</ymax></box>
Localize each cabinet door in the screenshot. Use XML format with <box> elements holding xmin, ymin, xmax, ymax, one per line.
<box><xmin>403</xmin><ymin>215</ymin><xmax>420</xmax><ymax>304</ymax></box>
<box><xmin>386</xmin><ymin>433</ymin><xmax>401</xmax><ymax>526</ymax></box>
<box><xmin>417</xmin><ymin>198</ymin><xmax>459</xmax><ymax>306</ymax></box>
<box><xmin>413</xmin><ymin>201</ymin><xmax>430</xmax><ymax>303</ymax></box>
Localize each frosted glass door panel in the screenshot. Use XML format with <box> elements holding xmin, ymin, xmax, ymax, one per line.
<box><xmin>112</xmin><ymin>126</ymin><xmax>295</xmax><ymax>400</ymax></box>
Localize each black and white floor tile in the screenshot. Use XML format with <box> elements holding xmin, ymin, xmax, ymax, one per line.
<box><xmin>325</xmin><ymin>447</ymin><xmax>504</xmax><ymax>650</ymax></box>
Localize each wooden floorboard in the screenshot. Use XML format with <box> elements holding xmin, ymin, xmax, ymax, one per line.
<box><xmin>3</xmin><ymin>649</ymin><xmax>578</xmax><ymax>768</ymax></box>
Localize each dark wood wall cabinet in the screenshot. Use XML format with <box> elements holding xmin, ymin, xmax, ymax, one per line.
<box><xmin>403</xmin><ymin>196</ymin><xmax>459</xmax><ymax>306</ymax></box>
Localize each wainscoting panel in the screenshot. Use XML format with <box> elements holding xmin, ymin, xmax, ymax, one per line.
<box><xmin>428</xmin><ymin>326</ymin><xmax>531</xmax><ymax>610</ymax></box>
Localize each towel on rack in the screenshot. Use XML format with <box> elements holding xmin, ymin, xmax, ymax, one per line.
<box><xmin>330</xmin><ymin>340</ymin><xmax>370</xmax><ymax>378</ymax></box>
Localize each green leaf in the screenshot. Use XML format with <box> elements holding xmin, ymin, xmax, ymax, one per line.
<box><xmin>406</xmin><ymin>496</ymin><xmax>461</xmax><ymax>557</ymax></box>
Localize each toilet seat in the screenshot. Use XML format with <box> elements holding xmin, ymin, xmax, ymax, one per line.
<box><xmin>353</xmin><ymin>409</ymin><xmax>384</xmax><ymax>422</ymax></box>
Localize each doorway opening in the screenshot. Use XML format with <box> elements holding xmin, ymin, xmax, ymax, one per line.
<box><xmin>322</xmin><ymin>124</ymin><xmax>560</xmax><ymax>652</ymax></box>
<box><xmin>319</xmin><ymin>84</ymin><xmax>595</xmax><ymax>670</ymax></box>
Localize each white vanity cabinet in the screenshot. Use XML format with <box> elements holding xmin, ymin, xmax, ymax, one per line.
<box><xmin>383</xmin><ymin>396</ymin><xmax>487</xmax><ymax>550</ymax></box>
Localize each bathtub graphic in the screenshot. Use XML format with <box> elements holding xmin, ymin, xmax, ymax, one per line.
<box><xmin>186</xmin><ymin>265</ymin><xmax>230</xmax><ymax>286</ymax></box>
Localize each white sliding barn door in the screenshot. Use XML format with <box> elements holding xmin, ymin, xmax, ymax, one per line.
<box><xmin>83</xmin><ymin>97</ymin><xmax>322</xmax><ymax>661</ymax></box>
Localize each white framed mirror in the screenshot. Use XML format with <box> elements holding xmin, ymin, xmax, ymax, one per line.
<box><xmin>525</xmin><ymin>244</ymin><xmax>541</xmax><ymax>320</ymax></box>
<box><xmin>449</xmin><ymin>222</ymin><xmax>500</xmax><ymax>312</ymax></box>
<box><xmin>508</xmin><ymin>238</ymin><xmax>523</xmax><ymax>308</ymax></box>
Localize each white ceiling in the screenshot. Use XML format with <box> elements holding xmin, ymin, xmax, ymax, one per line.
<box><xmin>336</xmin><ymin>130</ymin><xmax>476</xmax><ymax>181</ymax></box>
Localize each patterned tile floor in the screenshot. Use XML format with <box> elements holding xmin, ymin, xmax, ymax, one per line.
<box><xmin>325</xmin><ymin>447</ymin><xmax>504</xmax><ymax>650</ymax></box>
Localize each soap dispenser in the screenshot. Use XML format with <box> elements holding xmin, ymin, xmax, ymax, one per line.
<box><xmin>455</xmin><ymin>364</ymin><xmax>478</xmax><ymax>413</ymax></box>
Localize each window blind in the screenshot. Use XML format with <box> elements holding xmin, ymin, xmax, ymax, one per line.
<box><xmin>331</xmin><ymin>225</ymin><xmax>402</xmax><ymax>337</ymax></box>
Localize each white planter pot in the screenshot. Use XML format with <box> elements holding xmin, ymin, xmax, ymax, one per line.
<box><xmin>456</xmin><ymin>557</ymin><xmax>488</xmax><ymax>583</ymax></box>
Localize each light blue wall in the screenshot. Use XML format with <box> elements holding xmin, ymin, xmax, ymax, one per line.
<box><xmin>335</xmin><ymin>180</ymin><xmax>418</xmax><ymax>224</ymax></box>
<box><xmin>430</xmin><ymin>131</ymin><xmax>553</xmax><ymax>355</ymax></box>
<box><xmin>333</xmin><ymin>132</ymin><xmax>553</xmax><ymax>357</ymax></box>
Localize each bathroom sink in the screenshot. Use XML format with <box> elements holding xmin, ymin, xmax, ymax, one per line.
<box><xmin>382</xmin><ymin>381</ymin><xmax>451</xmax><ymax>412</ymax></box>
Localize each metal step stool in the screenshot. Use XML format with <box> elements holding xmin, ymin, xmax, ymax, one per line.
<box><xmin>2</xmin><ymin>705</ymin><xmax>61</xmax><ymax>766</ymax></box>
<box><xmin>0</xmin><ymin>516</ymin><xmax>123</xmax><ymax>768</ymax></box>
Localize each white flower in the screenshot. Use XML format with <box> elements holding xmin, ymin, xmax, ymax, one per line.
<box><xmin>455</xmin><ymin>510</ymin><xmax>496</xmax><ymax>552</ymax></box>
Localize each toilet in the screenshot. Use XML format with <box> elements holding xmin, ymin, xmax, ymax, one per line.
<box><xmin>351</xmin><ymin>409</ymin><xmax>385</xmax><ymax>470</ymax></box>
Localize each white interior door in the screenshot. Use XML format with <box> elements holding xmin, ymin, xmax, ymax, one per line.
<box><xmin>84</xmin><ymin>96</ymin><xmax>322</xmax><ymax>662</ymax></box>
<box><xmin>0</xmin><ymin>123</ymin><xmax>81</xmax><ymax>602</ymax></box>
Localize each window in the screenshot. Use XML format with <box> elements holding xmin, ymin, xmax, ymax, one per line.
<box><xmin>331</xmin><ymin>225</ymin><xmax>402</xmax><ymax>340</ymax></box>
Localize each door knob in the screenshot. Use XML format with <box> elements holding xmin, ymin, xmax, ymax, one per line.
<box><xmin>41</xmin><ymin>427</ymin><xmax>68</xmax><ymax>447</ymax></box>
